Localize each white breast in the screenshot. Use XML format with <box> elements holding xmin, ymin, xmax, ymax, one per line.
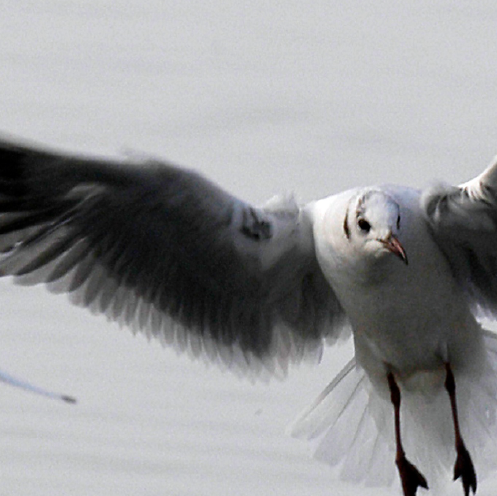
<box><xmin>311</xmin><ymin>188</ymin><xmax>484</xmax><ymax>389</ymax></box>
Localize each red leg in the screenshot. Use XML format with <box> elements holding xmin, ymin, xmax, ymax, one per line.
<box><xmin>387</xmin><ymin>372</ymin><xmax>428</xmax><ymax>496</ymax></box>
<box><xmin>445</xmin><ymin>363</ymin><xmax>477</xmax><ymax>496</ymax></box>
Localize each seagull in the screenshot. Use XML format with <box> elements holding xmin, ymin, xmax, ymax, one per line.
<box><xmin>1</xmin><ymin>137</ymin><xmax>497</xmax><ymax>496</ymax></box>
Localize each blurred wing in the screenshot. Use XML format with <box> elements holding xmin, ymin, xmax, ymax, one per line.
<box><xmin>422</xmin><ymin>155</ymin><xmax>497</xmax><ymax>316</ymax></box>
<box><xmin>0</xmin><ymin>138</ymin><xmax>347</xmax><ymax>378</ymax></box>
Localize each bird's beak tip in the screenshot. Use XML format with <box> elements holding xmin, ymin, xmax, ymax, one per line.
<box><xmin>381</xmin><ymin>236</ymin><xmax>408</xmax><ymax>265</ymax></box>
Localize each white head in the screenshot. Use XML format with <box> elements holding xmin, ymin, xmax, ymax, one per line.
<box><xmin>343</xmin><ymin>189</ymin><xmax>408</xmax><ymax>265</ymax></box>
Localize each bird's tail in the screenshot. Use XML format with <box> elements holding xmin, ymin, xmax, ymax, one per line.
<box><xmin>288</xmin><ymin>358</ymin><xmax>398</xmax><ymax>487</ymax></box>
<box><xmin>289</xmin><ymin>330</ymin><xmax>497</xmax><ymax>490</ymax></box>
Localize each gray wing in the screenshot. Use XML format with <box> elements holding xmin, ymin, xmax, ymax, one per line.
<box><xmin>422</xmin><ymin>155</ymin><xmax>497</xmax><ymax>317</ymax></box>
<box><xmin>0</xmin><ymin>138</ymin><xmax>346</xmax><ymax>377</ymax></box>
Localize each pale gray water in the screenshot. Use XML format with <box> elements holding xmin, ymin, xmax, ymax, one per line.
<box><xmin>1</xmin><ymin>1</ymin><xmax>497</xmax><ymax>495</ymax></box>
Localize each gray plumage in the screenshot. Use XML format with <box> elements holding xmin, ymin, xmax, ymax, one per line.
<box><xmin>0</xmin><ymin>139</ymin><xmax>345</xmax><ymax>378</ymax></box>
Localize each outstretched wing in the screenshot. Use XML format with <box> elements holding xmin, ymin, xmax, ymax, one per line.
<box><xmin>422</xmin><ymin>155</ymin><xmax>497</xmax><ymax>317</ymax></box>
<box><xmin>0</xmin><ymin>138</ymin><xmax>346</xmax><ymax>378</ymax></box>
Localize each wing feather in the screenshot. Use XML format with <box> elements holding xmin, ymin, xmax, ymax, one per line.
<box><xmin>0</xmin><ymin>137</ymin><xmax>346</xmax><ymax>377</ymax></box>
<box><xmin>422</xmin><ymin>155</ymin><xmax>497</xmax><ymax>316</ymax></box>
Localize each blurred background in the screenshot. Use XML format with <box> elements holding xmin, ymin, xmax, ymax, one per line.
<box><xmin>1</xmin><ymin>1</ymin><xmax>497</xmax><ymax>495</ymax></box>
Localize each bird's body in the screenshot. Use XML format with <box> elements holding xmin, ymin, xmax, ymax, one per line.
<box><xmin>1</xmin><ymin>136</ymin><xmax>497</xmax><ymax>495</ymax></box>
<box><xmin>312</xmin><ymin>187</ymin><xmax>483</xmax><ymax>386</ymax></box>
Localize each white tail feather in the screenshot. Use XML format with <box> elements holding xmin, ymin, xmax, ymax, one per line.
<box><xmin>289</xmin><ymin>359</ymin><xmax>397</xmax><ymax>486</ymax></box>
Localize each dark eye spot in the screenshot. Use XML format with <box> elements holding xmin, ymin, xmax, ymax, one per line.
<box><xmin>357</xmin><ymin>218</ymin><xmax>371</xmax><ymax>233</ymax></box>
<box><xmin>343</xmin><ymin>212</ymin><xmax>350</xmax><ymax>239</ymax></box>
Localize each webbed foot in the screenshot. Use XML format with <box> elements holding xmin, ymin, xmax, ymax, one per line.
<box><xmin>396</xmin><ymin>454</ymin><xmax>429</xmax><ymax>496</ymax></box>
<box><xmin>454</xmin><ymin>440</ymin><xmax>477</xmax><ymax>496</ymax></box>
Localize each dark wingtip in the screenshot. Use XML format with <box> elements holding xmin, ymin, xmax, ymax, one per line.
<box><xmin>0</xmin><ymin>139</ymin><xmax>33</xmax><ymax>194</ymax></box>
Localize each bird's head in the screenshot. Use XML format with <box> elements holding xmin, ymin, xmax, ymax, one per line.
<box><xmin>344</xmin><ymin>189</ymin><xmax>408</xmax><ymax>265</ymax></box>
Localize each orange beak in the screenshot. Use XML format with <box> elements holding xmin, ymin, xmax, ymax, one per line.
<box><xmin>380</xmin><ymin>235</ymin><xmax>408</xmax><ymax>265</ymax></box>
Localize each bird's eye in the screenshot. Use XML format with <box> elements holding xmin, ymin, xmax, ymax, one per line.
<box><xmin>357</xmin><ymin>218</ymin><xmax>371</xmax><ymax>233</ymax></box>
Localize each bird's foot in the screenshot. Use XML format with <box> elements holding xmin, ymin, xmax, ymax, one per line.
<box><xmin>454</xmin><ymin>441</ymin><xmax>477</xmax><ymax>496</ymax></box>
<box><xmin>396</xmin><ymin>455</ymin><xmax>429</xmax><ymax>496</ymax></box>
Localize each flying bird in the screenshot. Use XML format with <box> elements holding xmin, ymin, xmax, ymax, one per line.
<box><xmin>1</xmin><ymin>137</ymin><xmax>497</xmax><ymax>496</ymax></box>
